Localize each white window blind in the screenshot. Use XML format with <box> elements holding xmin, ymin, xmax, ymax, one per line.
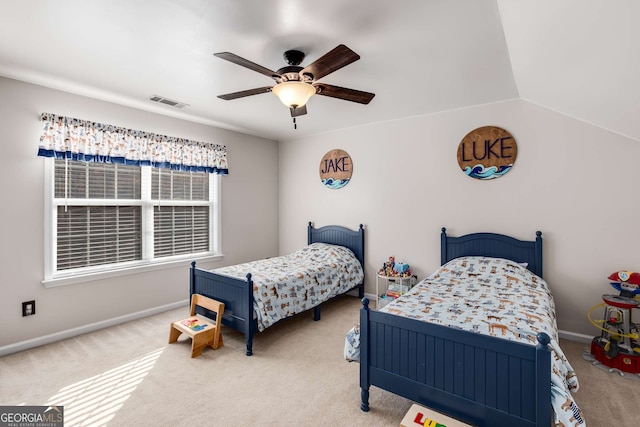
<box><xmin>154</xmin><ymin>206</ymin><xmax>209</xmax><ymax>257</ymax></box>
<box><xmin>46</xmin><ymin>159</ymin><xmax>219</xmax><ymax>282</ymax></box>
<box><xmin>151</xmin><ymin>168</ymin><xmax>210</xmax><ymax>258</ymax></box>
<box><xmin>55</xmin><ymin>161</ymin><xmax>142</xmax><ymax>271</ymax></box>
<box><xmin>57</xmin><ymin>205</ymin><xmax>142</xmax><ymax>270</ymax></box>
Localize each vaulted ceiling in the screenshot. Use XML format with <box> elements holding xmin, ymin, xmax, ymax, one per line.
<box><xmin>0</xmin><ymin>0</ymin><xmax>637</xmax><ymax>142</ymax></box>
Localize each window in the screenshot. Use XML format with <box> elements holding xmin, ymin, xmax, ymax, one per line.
<box><xmin>44</xmin><ymin>159</ymin><xmax>221</xmax><ymax>285</ymax></box>
<box><xmin>151</xmin><ymin>167</ymin><xmax>211</xmax><ymax>258</ymax></box>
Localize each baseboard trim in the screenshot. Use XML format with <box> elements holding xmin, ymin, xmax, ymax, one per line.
<box><xmin>558</xmin><ymin>330</ymin><xmax>593</xmax><ymax>344</ymax></box>
<box><xmin>364</xmin><ymin>291</ymin><xmax>376</xmax><ymax>301</ymax></box>
<box><xmin>0</xmin><ymin>298</ymin><xmax>594</xmax><ymax>356</ymax></box>
<box><xmin>0</xmin><ymin>300</ymin><xmax>189</xmax><ymax>357</ymax></box>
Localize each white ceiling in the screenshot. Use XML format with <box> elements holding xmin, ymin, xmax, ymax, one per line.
<box><xmin>0</xmin><ymin>0</ymin><xmax>637</xmax><ymax>142</ymax></box>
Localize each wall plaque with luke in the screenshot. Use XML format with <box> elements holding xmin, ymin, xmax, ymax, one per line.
<box><xmin>457</xmin><ymin>126</ymin><xmax>517</xmax><ymax>180</ymax></box>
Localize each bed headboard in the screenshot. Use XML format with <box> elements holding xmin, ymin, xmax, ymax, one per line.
<box><xmin>308</xmin><ymin>222</ymin><xmax>365</xmax><ymax>268</ymax></box>
<box><xmin>440</xmin><ymin>227</ymin><xmax>543</xmax><ymax>278</ymax></box>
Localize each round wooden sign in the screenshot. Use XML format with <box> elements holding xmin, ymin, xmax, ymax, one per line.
<box><xmin>457</xmin><ymin>126</ymin><xmax>517</xmax><ymax>180</ymax></box>
<box><xmin>319</xmin><ymin>149</ymin><xmax>352</xmax><ymax>189</ymax></box>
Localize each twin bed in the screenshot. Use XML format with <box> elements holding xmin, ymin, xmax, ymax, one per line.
<box><xmin>358</xmin><ymin>228</ymin><xmax>583</xmax><ymax>427</ymax></box>
<box><xmin>189</xmin><ymin>223</ymin><xmax>583</xmax><ymax>426</ymax></box>
<box><xmin>190</xmin><ymin>222</ymin><xmax>365</xmax><ymax>356</ymax></box>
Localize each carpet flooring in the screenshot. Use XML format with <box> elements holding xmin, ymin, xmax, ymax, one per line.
<box><xmin>0</xmin><ymin>294</ymin><xmax>637</xmax><ymax>426</ymax></box>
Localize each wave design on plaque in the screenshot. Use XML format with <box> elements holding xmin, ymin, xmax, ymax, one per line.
<box><xmin>464</xmin><ymin>164</ymin><xmax>512</xmax><ymax>180</ymax></box>
<box><xmin>322</xmin><ymin>178</ymin><xmax>349</xmax><ymax>189</ymax></box>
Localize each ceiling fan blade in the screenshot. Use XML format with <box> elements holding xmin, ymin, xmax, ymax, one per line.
<box><xmin>300</xmin><ymin>45</ymin><xmax>360</xmax><ymax>81</ymax></box>
<box><xmin>314</xmin><ymin>83</ymin><xmax>375</xmax><ymax>104</ymax></box>
<box><xmin>214</xmin><ymin>52</ymin><xmax>280</xmax><ymax>79</ymax></box>
<box><xmin>217</xmin><ymin>86</ymin><xmax>273</xmax><ymax>100</ymax></box>
<box><xmin>290</xmin><ymin>105</ymin><xmax>307</xmax><ymax>117</ymax></box>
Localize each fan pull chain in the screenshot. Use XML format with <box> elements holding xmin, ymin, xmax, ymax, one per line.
<box><xmin>293</xmin><ymin>117</ymin><xmax>297</xmax><ymax>130</ymax></box>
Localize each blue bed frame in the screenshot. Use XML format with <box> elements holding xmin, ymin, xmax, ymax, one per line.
<box><xmin>359</xmin><ymin>228</ymin><xmax>552</xmax><ymax>427</ymax></box>
<box><xmin>190</xmin><ymin>222</ymin><xmax>365</xmax><ymax>356</ymax></box>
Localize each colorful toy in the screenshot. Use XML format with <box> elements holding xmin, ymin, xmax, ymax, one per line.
<box><xmin>379</xmin><ymin>256</ymin><xmax>412</xmax><ymax>277</ymax></box>
<box><xmin>412</xmin><ymin>411</ymin><xmax>447</xmax><ymax>427</ymax></box>
<box><xmin>607</xmin><ymin>271</ymin><xmax>640</xmax><ymax>297</ymax></box>
<box><xmin>587</xmin><ymin>270</ymin><xmax>640</xmax><ymax>375</ymax></box>
<box><xmin>394</xmin><ymin>262</ymin><xmax>410</xmax><ymax>275</ymax></box>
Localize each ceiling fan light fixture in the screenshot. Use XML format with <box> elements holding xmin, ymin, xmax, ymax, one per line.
<box><xmin>272</xmin><ymin>81</ymin><xmax>316</xmax><ymax>108</ymax></box>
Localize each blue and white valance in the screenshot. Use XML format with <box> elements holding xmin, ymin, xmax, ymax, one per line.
<box><xmin>37</xmin><ymin>113</ymin><xmax>229</xmax><ymax>174</ymax></box>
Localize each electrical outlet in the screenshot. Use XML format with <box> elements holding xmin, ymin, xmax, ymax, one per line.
<box><xmin>22</xmin><ymin>300</ymin><xmax>35</xmax><ymax>316</ymax></box>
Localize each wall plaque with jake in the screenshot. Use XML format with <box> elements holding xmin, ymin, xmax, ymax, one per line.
<box><xmin>320</xmin><ymin>149</ymin><xmax>353</xmax><ymax>189</ymax></box>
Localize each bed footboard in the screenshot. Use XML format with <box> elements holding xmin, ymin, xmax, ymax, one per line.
<box><xmin>359</xmin><ymin>299</ymin><xmax>551</xmax><ymax>427</ymax></box>
<box><xmin>190</xmin><ymin>262</ymin><xmax>257</xmax><ymax>356</ymax></box>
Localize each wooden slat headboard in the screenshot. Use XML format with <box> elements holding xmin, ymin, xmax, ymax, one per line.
<box><xmin>308</xmin><ymin>222</ymin><xmax>365</xmax><ymax>269</ymax></box>
<box><xmin>440</xmin><ymin>227</ymin><xmax>543</xmax><ymax>278</ymax></box>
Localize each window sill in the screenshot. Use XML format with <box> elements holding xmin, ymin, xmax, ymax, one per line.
<box><xmin>42</xmin><ymin>253</ymin><xmax>224</xmax><ymax>288</ymax></box>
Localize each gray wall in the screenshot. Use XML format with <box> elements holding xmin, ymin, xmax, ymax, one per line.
<box><xmin>3</xmin><ymin>75</ymin><xmax>638</xmax><ymax>349</ymax></box>
<box><xmin>278</xmin><ymin>99</ymin><xmax>640</xmax><ymax>337</ymax></box>
<box><xmin>0</xmin><ymin>77</ymin><xmax>279</xmax><ymax>350</ymax></box>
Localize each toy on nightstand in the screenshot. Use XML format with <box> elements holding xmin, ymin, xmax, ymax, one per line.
<box><xmin>379</xmin><ymin>256</ymin><xmax>412</xmax><ymax>277</ymax></box>
<box><xmin>377</xmin><ymin>256</ymin><xmax>417</xmax><ymax>308</ymax></box>
<box><xmin>585</xmin><ymin>270</ymin><xmax>640</xmax><ymax>376</ymax></box>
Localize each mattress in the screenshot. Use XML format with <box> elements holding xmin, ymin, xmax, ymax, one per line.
<box><xmin>213</xmin><ymin>242</ymin><xmax>364</xmax><ymax>331</ymax></box>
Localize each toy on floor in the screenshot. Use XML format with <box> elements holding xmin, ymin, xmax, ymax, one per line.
<box><xmin>585</xmin><ymin>270</ymin><xmax>640</xmax><ymax>376</ymax></box>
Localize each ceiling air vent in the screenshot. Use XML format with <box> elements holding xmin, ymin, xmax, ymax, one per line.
<box><xmin>149</xmin><ymin>95</ymin><xmax>189</xmax><ymax>109</ymax></box>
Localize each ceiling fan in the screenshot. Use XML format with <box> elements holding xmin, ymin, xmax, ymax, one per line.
<box><xmin>214</xmin><ymin>45</ymin><xmax>375</xmax><ymax>127</ymax></box>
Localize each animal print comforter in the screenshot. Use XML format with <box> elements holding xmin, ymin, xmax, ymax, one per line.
<box><xmin>213</xmin><ymin>243</ymin><xmax>364</xmax><ymax>331</ymax></box>
<box><xmin>379</xmin><ymin>256</ymin><xmax>585</xmax><ymax>426</ymax></box>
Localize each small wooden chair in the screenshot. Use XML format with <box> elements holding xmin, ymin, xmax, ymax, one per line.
<box><xmin>169</xmin><ymin>294</ymin><xmax>224</xmax><ymax>358</ymax></box>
